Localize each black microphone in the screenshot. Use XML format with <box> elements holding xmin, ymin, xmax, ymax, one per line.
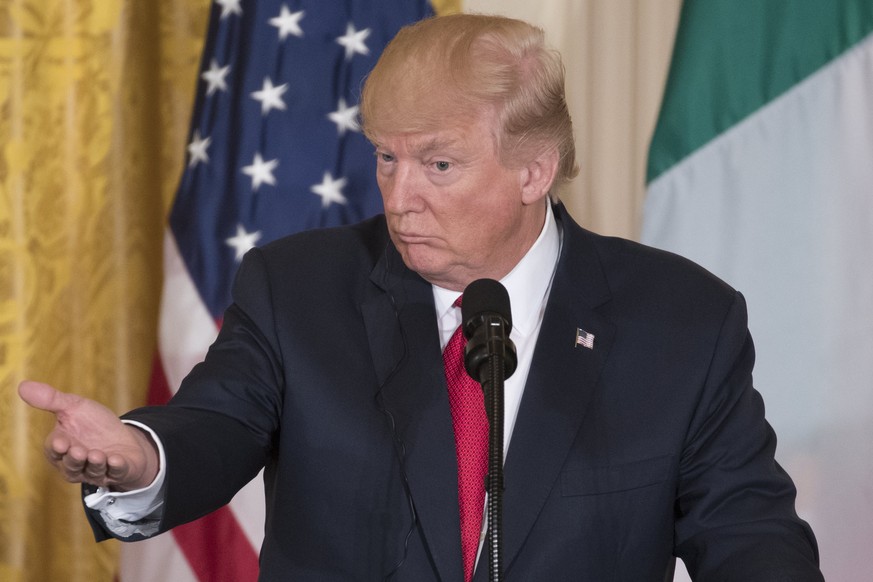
<box><xmin>461</xmin><ymin>278</ymin><xmax>515</xmax><ymax>582</ymax></box>
<box><xmin>462</xmin><ymin>278</ymin><xmax>518</xmax><ymax>383</ymax></box>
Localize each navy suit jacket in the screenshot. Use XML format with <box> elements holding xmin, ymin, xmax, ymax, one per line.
<box><xmin>91</xmin><ymin>204</ymin><xmax>822</xmax><ymax>581</ymax></box>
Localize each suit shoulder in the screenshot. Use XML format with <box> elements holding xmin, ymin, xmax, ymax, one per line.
<box><xmin>230</xmin><ymin>216</ymin><xmax>391</xmax><ymax>304</ymax></box>
<box><xmin>571</xmin><ymin>225</ymin><xmax>741</xmax><ymax>327</ymax></box>
<box><xmin>600</xmin><ymin>233</ymin><xmax>733</xmax><ymax>295</ymax></box>
<box><xmin>253</xmin><ymin>214</ymin><xmax>390</xmax><ymax>271</ymax></box>
<box><xmin>556</xmin><ymin>204</ymin><xmax>734</xmax><ymax>302</ymax></box>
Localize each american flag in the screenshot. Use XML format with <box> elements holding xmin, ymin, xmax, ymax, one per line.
<box><xmin>575</xmin><ymin>328</ymin><xmax>594</xmax><ymax>350</ymax></box>
<box><xmin>119</xmin><ymin>2</ymin><xmax>434</xmax><ymax>581</ymax></box>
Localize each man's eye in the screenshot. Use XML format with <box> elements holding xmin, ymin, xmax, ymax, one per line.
<box><xmin>434</xmin><ymin>161</ymin><xmax>451</xmax><ymax>171</ymax></box>
<box><xmin>379</xmin><ymin>152</ymin><xmax>394</xmax><ymax>163</ymax></box>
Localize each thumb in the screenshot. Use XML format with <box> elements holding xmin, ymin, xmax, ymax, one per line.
<box><xmin>18</xmin><ymin>381</ymin><xmax>82</xmax><ymax>414</ymax></box>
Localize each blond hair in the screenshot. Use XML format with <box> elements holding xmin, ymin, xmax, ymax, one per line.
<box><xmin>361</xmin><ymin>13</ymin><xmax>579</xmax><ymax>187</ymax></box>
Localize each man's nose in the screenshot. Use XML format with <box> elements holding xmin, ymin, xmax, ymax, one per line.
<box><xmin>381</xmin><ymin>164</ymin><xmax>423</xmax><ymax>214</ymax></box>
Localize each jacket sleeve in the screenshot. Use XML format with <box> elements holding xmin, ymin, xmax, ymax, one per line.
<box><xmin>86</xmin><ymin>247</ymin><xmax>282</xmax><ymax>540</ymax></box>
<box><xmin>674</xmin><ymin>292</ymin><xmax>823</xmax><ymax>581</ymax></box>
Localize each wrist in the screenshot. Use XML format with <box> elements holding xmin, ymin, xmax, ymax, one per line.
<box><xmin>118</xmin><ymin>425</ymin><xmax>161</xmax><ymax>492</ymax></box>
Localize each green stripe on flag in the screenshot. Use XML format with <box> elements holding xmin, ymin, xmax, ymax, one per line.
<box><xmin>647</xmin><ymin>0</ymin><xmax>873</xmax><ymax>183</ymax></box>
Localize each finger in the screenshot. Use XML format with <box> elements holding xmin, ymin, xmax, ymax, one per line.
<box><xmin>44</xmin><ymin>434</ymin><xmax>71</xmax><ymax>464</ymax></box>
<box><xmin>18</xmin><ymin>381</ymin><xmax>81</xmax><ymax>414</ymax></box>
<box><xmin>106</xmin><ymin>454</ymin><xmax>131</xmax><ymax>482</ymax></box>
<box><xmin>61</xmin><ymin>444</ymin><xmax>88</xmax><ymax>477</ymax></box>
<box><xmin>83</xmin><ymin>450</ymin><xmax>109</xmax><ymax>481</ymax></box>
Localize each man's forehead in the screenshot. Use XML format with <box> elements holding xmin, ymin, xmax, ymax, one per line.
<box><xmin>373</xmin><ymin>115</ymin><xmax>496</xmax><ymax>155</ymax></box>
<box><xmin>374</xmin><ymin>128</ymin><xmax>463</xmax><ymax>152</ymax></box>
<box><xmin>407</xmin><ymin>134</ymin><xmax>463</xmax><ymax>155</ymax></box>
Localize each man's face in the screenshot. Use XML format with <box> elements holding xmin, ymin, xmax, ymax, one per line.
<box><xmin>374</xmin><ymin>111</ymin><xmax>547</xmax><ymax>291</ymax></box>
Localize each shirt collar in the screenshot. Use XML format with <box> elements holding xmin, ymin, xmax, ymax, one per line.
<box><xmin>433</xmin><ymin>201</ymin><xmax>561</xmax><ymax>335</ymax></box>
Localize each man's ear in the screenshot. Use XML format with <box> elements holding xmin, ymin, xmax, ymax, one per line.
<box><xmin>520</xmin><ymin>147</ymin><xmax>559</xmax><ymax>205</ymax></box>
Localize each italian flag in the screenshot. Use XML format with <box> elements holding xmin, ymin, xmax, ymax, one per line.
<box><xmin>642</xmin><ymin>2</ymin><xmax>873</xmax><ymax>580</ymax></box>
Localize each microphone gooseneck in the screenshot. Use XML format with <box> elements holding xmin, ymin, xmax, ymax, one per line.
<box><xmin>459</xmin><ymin>278</ymin><xmax>516</xmax><ymax>582</ymax></box>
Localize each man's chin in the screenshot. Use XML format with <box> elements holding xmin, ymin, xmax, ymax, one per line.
<box><xmin>399</xmin><ymin>252</ymin><xmax>439</xmax><ymax>279</ymax></box>
<box><xmin>397</xmin><ymin>250</ymin><xmax>454</xmax><ymax>287</ymax></box>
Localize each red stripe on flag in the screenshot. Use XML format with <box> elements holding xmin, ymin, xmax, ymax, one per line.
<box><xmin>148</xmin><ymin>353</ymin><xmax>173</xmax><ymax>406</ymax></box>
<box><xmin>173</xmin><ymin>506</ymin><xmax>260</xmax><ymax>582</ymax></box>
<box><xmin>147</xmin><ymin>350</ymin><xmax>259</xmax><ymax>581</ymax></box>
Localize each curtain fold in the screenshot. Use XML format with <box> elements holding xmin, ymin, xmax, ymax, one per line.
<box><xmin>0</xmin><ymin>1</ymin><xmax>210</xmax><ymax>580</ymax></box>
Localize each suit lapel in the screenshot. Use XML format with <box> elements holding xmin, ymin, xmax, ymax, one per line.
<box><xmin>499</xmin><ymin>207</ymin><xmax>616</xmax><ymax>574</ymax></box>
<box><xmin>362</xmin><ymin>243</ymin><xmax>464</xmax><ymax>582</ymax></box>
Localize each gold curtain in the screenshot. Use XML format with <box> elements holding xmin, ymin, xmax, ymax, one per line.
<box><xmin>0</xmin><ymin>1</ymin><xmax>210</xmax><ymax>580</ymax></box>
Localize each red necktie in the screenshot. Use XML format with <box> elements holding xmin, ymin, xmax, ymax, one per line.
<box><xmin>443</xmin><ymin>297</ymin><xmax>488</xmax><ymax>582</ymax></box>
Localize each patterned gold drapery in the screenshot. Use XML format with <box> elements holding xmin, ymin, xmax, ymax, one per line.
<box><xmin>0</xmin><ymin>1</ymin><xmax>210</xmax><ymax>580</ymax></box>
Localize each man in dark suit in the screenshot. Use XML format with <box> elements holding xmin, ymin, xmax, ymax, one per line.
<box><xmin>20</xmin><ymin>13</ymin><xmax>822</xmax><ymax>581</ymax></box>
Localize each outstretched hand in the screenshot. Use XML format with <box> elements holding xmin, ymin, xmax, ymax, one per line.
<box><xmin>18</xmin><ymin>381</ymin><xmax>160</xmax><ymax>491</ymax></box>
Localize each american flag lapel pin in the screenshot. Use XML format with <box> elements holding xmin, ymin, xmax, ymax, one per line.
<box><xmin>575</xmin><ymin>328</ymin><xmax>595</xmax><ymax>350</ymax></box>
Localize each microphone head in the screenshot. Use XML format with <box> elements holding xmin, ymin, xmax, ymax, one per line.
<box><xmin>461</xmin><ymin>278</ymin><xmax>517</xmax><ymax>381</ymax></box>
<box><xmin>462</xmin><ymin>278</ymin><xmax>512</xmax><ymax>336</ymax></box>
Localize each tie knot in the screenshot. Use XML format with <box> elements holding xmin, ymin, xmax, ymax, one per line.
<box><xmin>453</xmin><ymin>295</ymin><xmax>463</xmax><ymax>308</ymax></box>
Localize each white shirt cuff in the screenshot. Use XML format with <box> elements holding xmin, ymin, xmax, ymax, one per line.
<box><xmin>83</xmin><ymin>420</ymin><xmax>167</xmax><ymax>538</ymax></box>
